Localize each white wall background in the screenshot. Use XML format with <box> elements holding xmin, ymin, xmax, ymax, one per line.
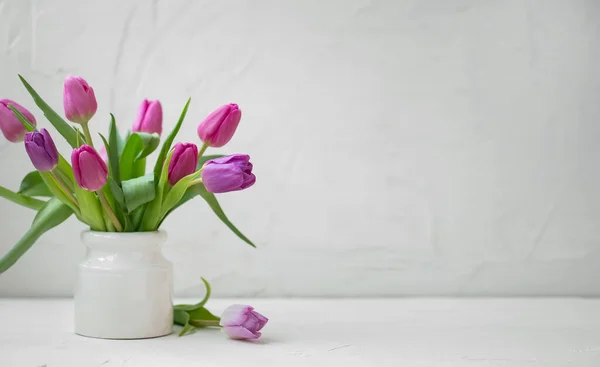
<box><xmin>0</xmin><ymin>0</ymin><xmax>599</xmax><ymax>297</ymax></box>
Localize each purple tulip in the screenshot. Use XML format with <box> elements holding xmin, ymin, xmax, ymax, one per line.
<box><xmin>63</xmin><ymin>76</ymin><xmax>97</xmax><ymax>124</ymax></box>
<box><xmin>201</xmin><ymin>154</ymin><xmax>255</xmax><ymax>193</ymax></box>
<box><xmin>132</xmin><ymin>99</ymin><xmax>163</xmax><ymax>135</ymax></box>
<box><xmin>24</xmin><ymin>129</ymin><xmax>59</xmax><ymax>172</ymax></box>
<box><xmin>71</xmin><ymin>145</ymin><xmax>108</xmax><ymax>191</ymax></box>
<box><xmin>220</xmin><ymin>304</ymin><xmax>268</xmax><ymax>340</ymax></box>
<box><xmin>168</xmin><ymin>142</ymin><xmax>198</xmax><ymax>185</ymax></box>
<box><xmin>0</xmin><ymin>99</ymin><xmax>37</xmax><ymax>142</ymax></box>
<box><xmin>197</xmin><ymin>103</ymin><xmax>241</xmax><ymax>147</ymax></box>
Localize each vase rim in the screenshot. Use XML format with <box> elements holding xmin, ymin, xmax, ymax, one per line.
<box><xmin>81</xmin><ymin>230</ymin><xmax>167</xmax><ymax>250</ymax></box>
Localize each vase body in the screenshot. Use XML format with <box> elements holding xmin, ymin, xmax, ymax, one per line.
<box><xmin>74</xmin><ymin>231</ymin><xmax>173</xmax><ymax>339</ymax></box>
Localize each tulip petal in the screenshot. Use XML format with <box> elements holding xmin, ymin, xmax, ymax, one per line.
<box><xmin>222</xmin><ymin>326</ymin><xmax>261</xmax><ymax>340</ymax></box>
<box><xmin>220</xmin><ymin>304</ymin><xmax>253</xmax><ymax>327</ymax></box>
<box><xmin>211</xmin><ymin>108</ymin><xmax>241</xmax><ymax>147</ymax></box>
<box><xmin>132</xmin><ymin>99</ymin><xmax>149</xmax><ymax>132</ymax></box>
<box><xmin>201</xmin><ymin>165</ymin><xmax>244</xmax><ymax>193</ymax></box>
<box><xmin>252</xmin><ymin>310</ymin><xmax>269</xmax><ymax>331</ymax></box>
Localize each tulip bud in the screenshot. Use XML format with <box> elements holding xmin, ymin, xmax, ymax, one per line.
<box><xmin>168</xmin><ymin>142</ymin><xmax>198</xmax><ymax>186</ymax></box>
<box><xmin>132</xmin><ymin>99</ymin><xmax>163</xmax><ymax>135</ymax></box>
<box><xmin>0</xmin><ymin>99</ymin><xmax>37</xmax><ymax>142</ymax></box>
<box><xmin>24</xmin><ymin>129</ymin><xmax>59</xmax><ymax>172</ymax></box>
<box><xmin>196</xmin><ymin>103</ymin><xmax>241</xmax><ymax>147</ymax></box>
<box><xmin>63</xmin><ymin>76</ymin><xmax>97</xmax><ymax>124</ymax></box>
<box><xmin>201</xmin><ymin>154</ymin><xmax>255</xmax><ymax>193</ymax></box>
<box><xmin>71</xmin><ymin>145</ymin><xmax>108</xmax><ymax>191</ymax></box>
<box><xmin>220</xmin><ymin>304</ymin><xmax>268</xmax><ymax>340</ymax></box>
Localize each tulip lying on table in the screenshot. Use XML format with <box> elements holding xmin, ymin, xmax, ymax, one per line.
<box><xmin>173</xmin><ymin>279</ymin><xmax>268</xmax><ymax>339</ymax></box>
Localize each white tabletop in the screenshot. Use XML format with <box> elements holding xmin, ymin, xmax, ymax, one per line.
<box><xmin>1</xmin><ymin>298</ymin><xmax>599</xmax><ymax>366</ymax></box>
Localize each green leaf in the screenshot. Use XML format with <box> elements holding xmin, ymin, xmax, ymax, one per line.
<box><xmin>154</xmin><ymin>98</ymin><xmax>191</xmax><ymax>185</ymax></box>
<box><xmin>73</xmin><ymin>186</ymin><xmax>106</xmax><ymax>231</ymax></box>
<box><xmin>165</xmin><ymin>183</ymin><xmax>255</xmax><ymax>247</ymax></box>
<box><xmin>106</xmin><ymin>114</ymin><xmax>122</xmax><ymax>184</ymax></box>
<box><xmin>8</xmin><ymin>105</ymin><xmax>36</xmax><ymax>131</ymax></box>
<box><xmin>179</xmin><ymin>322</ymin><xmax>195</xmax><ymax>336</ymax></box>
<box><xmin>0</xmin><ymin>198</ymin><xmax>73</xmax><ymax>273</ymax></box>
<box><xmin>121</xmin><ymin>174</ymin><xmax>156</xmax><ymax>213</ymax></box>
<box><xmin>120</xmin><ymin>133</ymin><xmax>160</xmax><ymax>181</ymax></box>
<box><xmin>135</xmin><ymin>134</ymin><xmax>160</xmax><ymax>161</ymax></box>
<box><xmin>131</xmin><ymin>206</ymin><xmax>146</xmax><ymax>230</ymax></box>
<box><xmin>0</xmin><ymin>185</ymin><xmax>46</xmax><ymax>210</ymax></box>
<box><xmin>57</xmin><ymin>156</ymin><xmax>75</xmax><ymax>182</ymax></box>
<box><xmin>174</xmin><ymin>309</ymin><xmax>190</xmax><ymax>326</ymax></box>
<box><xmin>160</xmin><ymin>171</ymin><xmax>199</xmax><ymax>218</ymax></box>
<box><xmin>140</xmin><ymin>150</ymin><xmax>172</xmax><ymax>231</ymax></box>
<box><xmin>18</xmin><ymin>75</ymin><xmax>78</xmax><ymax>148</ymax></box>
<box><xmin>18</xmin><ymin>172</ymin><xmax>53</xmax><ymax>197</ymax></box>
<box><xmin>173</xmin><ymin>309</ymin><xmax>195</xmax><ymax>336</ymax></box>
<box><xmin>38</xmin><ymin>172</ymin><xmax>80</xmax><ymax>216</ymax></box>
<box><xmin>196</xmin><ymin>184</ymin><xmax>256</xmax><ymax>248</ymax></box>
<box><xmin>108</xmin><ymin>178</ymin><xmax>125</xmax><ymax>209</ymax></box>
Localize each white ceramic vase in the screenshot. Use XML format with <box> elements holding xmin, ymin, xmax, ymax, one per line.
<box><xmin>74</xmin><ymin>231</ymin><xmax>173</xmax><ymax>339</ymax></box>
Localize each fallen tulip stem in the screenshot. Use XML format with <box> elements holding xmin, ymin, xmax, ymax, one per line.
<box><xmin>97</xmin><ymin>191</ymin><xmax>123</xmax><ymax>232</ymax></box>
<box><xmin>189</xmin><ymin>320</ymin><xmax>220</xmax><ymax>327</ymax></box>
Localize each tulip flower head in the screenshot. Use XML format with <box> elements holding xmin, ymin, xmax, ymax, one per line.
<box><xmin>63</xmin><ymin>76</ymin><xmax>97</xmax><ymax>124</ymax></box>
<box><xmin>132</xmin><ymin>99</ymin><xmax>163</xmax><ymax>135</ymax></box>
<box><xmin>71</xmin><ymin>145</ymin><xmax>108</xmax><ymax>191</ymax></box>
<box><xmin>167</xmin><ymin>142</ymin><xmax>198</xmax><ymax>186</ymax></box>
<box><xmin>0</xmin><ymin>99</ymin><xmax>36</xmax><ymax>142</ymax></box>
<box><xmin>220</xmin><ymin>304</ymin><xmax>268</xmax><ymax>340</ymax></box>
<box><xmin>24</xmin><ymin>129</ymin><xmax>59</xmax><ymax>172</ymax></box>
<box><xmin>201</xmin><ymin>154</ymin><xmax>255</xmax><ymax>193</ymax></box>
<box><xmin>197</xmin><ymin>103</ymin><xmax>241</xmax><ymax>147</ymax></box>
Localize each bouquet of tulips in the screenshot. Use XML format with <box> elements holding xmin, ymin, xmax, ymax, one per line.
<box><xmin>0</xmin><ymin>75</ymin><xmax>256</xmax><ymax>275</ymax></box>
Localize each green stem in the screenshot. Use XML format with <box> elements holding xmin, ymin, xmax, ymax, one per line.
<box><xmin>197</xmin><ymin>142</ymin><xmax>209</xmax><ymax>161</ymax></box>
<box><xmin>82</xmin><ymin>122</ymin><xmax>94</xmax><ymax>148</ymax></box>
<box><xmin>54</xmin><ymin>169</ymin><xmax>74</xmax><ymax>192</ymax></box>
<box><xmin>0</xmin><ymin>186</ymin><xmax>45</xmax><ymax>210</ymax></box>
<box><xmin>189</xmin><ymin>320</ymin><xmax>221</xmax><ymax>327</ymax></box>
<box><xmin>50</xmin><ymin>171</ymin><xmax>78</xmax><ymax>208</ymax></box>
<box><xmin>97</xmin><ymin>191</ymin><xmax>123</xmax><ymax>232</ymax></box>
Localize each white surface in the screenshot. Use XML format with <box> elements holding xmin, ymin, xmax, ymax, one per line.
<box><xmin>1</xmin><ymin>0</ymin><xmax>600</xmax><ymax>297</ymax></box>
<box><xmin>75</xmin><ymin>232</ymin><xmax>173</xmax><ymax>339</ymax></box>
<box><xmin>2</xmin><ymin>298</ymin><xmax>600</xmax><ymax>366</ymax></box>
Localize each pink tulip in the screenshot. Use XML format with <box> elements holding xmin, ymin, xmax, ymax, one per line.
<box><xmin>71</xmin><ymin>145</ymin><xmax>108</xmax><ymax>191</ymax></box>
<box><xmin>63</xmin><ymin>76</ymin><xmax>97</xmax><ymax>124</ymax></box>
<box><xmin>220</xmin><ymin>304</ymin><xmax>268</xmax><ymax>340</ymax></box>
<box><xmin>0</xmin><ymin>99</ymin><xmax>37</xmax><ymax>142</ymax></box>
<box><xmin>132</xmin><ymin>99</ymin><xmax>163</xmax><ymax>135</ymax></box>
<box><xmin>197</xmin><ymin>103</ymin><xmax>241</xmax><ymax>147</ymax></box>
<box><xmin>168</xmin><ymin>142</ymin><xmax>198</xmax><ymax>185</ymax></box>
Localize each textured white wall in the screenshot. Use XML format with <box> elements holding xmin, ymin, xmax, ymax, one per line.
<box><xmin>0</xmin><ymin>0</ymin><xmax>599</xmax><ymax>297</ymax></box>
